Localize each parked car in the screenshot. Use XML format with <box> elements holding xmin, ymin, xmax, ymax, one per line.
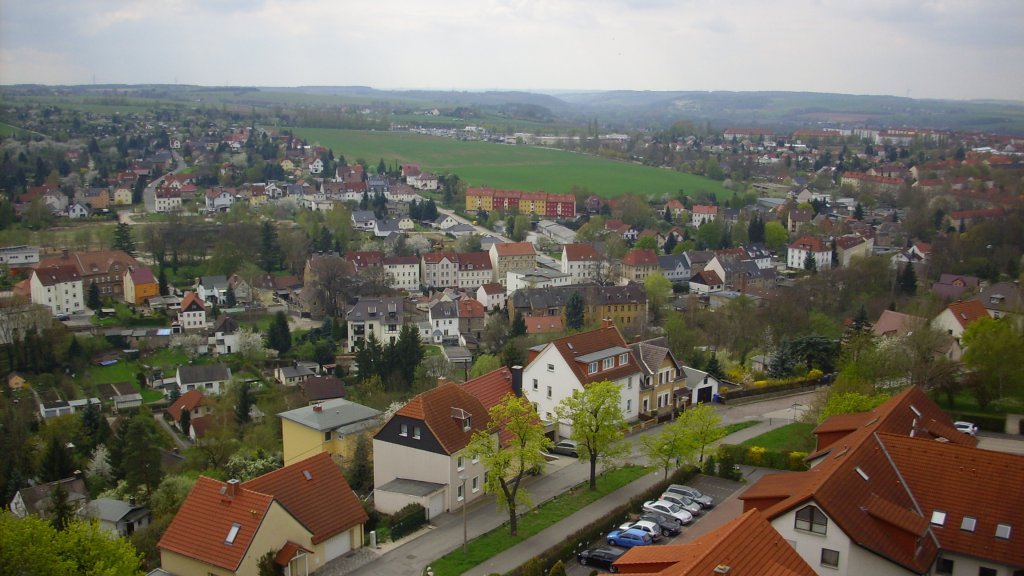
<box><xmin>549</xmin><ymin>439</ymin><xmax>579</xmax><ymax>457</ymax></box>
<box><xmin>639</xmin><ymin>512</ymin><xmax>683</xmax><ymax>537</ymax></box>
<box><xmin>954</xmin><ymin>421</ymin><xmax>978</xmax><ymax>436</ymax></box>
<box><xmin>659</xmin><ymin>492</ymin><xmax>702</xmax><ymax>516</ymax></box>
<box><xmin>666</xmin><ymin>484</ymin><xmax>715</xmax><ymax>508</ymax></box>
<box><xmin>642</xmin><ymin>500</ymin><xmax>693</xmax><ymax>524</ymax></box>
<box><xmin>577</xmin><ymin>546</ymin><xmax>623</xmax><ymax>572</ymax></box>
<box><xmin>618</xmin><ymin>520</ymin><xmax>662</xmax><ymax>541</ymax></box>
<box><xmin>607</xmin><ymin>527</ymin><xmax>654</xmax><ymax>548</ymax></box>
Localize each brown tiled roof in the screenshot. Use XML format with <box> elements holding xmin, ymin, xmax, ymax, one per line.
<box><xmin>871</xmin><ymin>310</ymin><xmax>926</xmax><ymax>337</ymax></box>
<box><xmin>545</xmin><ymin>324</ymin><xmax>641</xmax><ymax>386</ymax></box>
<box><xmin>479</xmin><ymin>282</ymin><xmax>504</xmax><ymax>295</ymax></box>
<box><xmin>563</xmin><ymin>243</ymin><xmax>598</xmax><ymax>261</ymax></box>
<box><xmin>383</xmin><ymin>255</ymin><xmax>419</xmax><ymax>266</ymax></box>
<box><xmin>690</xmin><ymin>270</ymin><xmax>723</xmax><ymax>286</ymax></box>
<box><xmin>457</xmin><ymin>251</ymin><xmax>492</xmax><ymax>271</ymax></box>
<box><xmin>167</xmin><ymin>390</ymin><xmax>205</xmax><ymax>422</ymax></box>
<box><xmin>33</xmin><ymin>265</ymin><xmax>80</xmax><ymax>286</ymax></box>
<box><xmin>395</xmin><ymin>382</ymin><xmax>491</xmax><ymax>454</ymax></box>
<box><xmin>300</xmin><ymin>376</ymin><xmax>346</xmax><ymax>402</ymax></box>
<box><xmin>615</xmin><ymin>509</ymin><xmax>816</xmax><ymax>576</ymax></box>
<box><xmin>243</xmin><ymin>453</ymin><xmax>368</xmax><ymax>545</ymax></box>
<box><xmin>524</xmin><ymin>314</ymin><xmax>564</xmax><ymax>334</ymax></box>
<box><xmin>158</xmin><ymin>477</ymin><xmax>276</xmax><ymax>572</ymax></box>
<box><xmin>788</xmin><ymin>236</ymin><xmax>827</xmax><ymax>252</ymax></box>
<box><xmin>458</xmin><ymin>298</ymin><xmax>485</xmax><ymax>319</ymax></box>
<box><xmin>180</xmin><ymin>291</ymin><xmax>205</xmax><ymax>312</ymax></box>
<box><xmin>882</xmin><ymin>434</ymin><xmax>1024</xmax><ymax>567</ymax></box>
<box><xmin>460</xmin><ymin>366</ymin><xmax>514</xmax><ymax>411</ymax></box>
<box><xmin>623</xmin><ymin>249</ymin><xmax>659</xmax><ymax>267</ymax></box>
<box><xmin>812</xmin><ymin>412</ymin><xmax>872</xmax><ymax>436</ymax></box>
<box><xmin>945</xmin><ymin>299</ymin><xmax>988</xmax><ymax>329</ymax></box>
<box><xmin>39</xmin><ymin>250</ymin><xmax>139</xmax><ymax>278</ymax></box>
<box><xmin>493</xmin><ymin>242</ymin><xmax>536</xmax><ymax>256</ymax></box>
<box><xmin>423</xmin><ymin>251</ymin><xmax>459</xmax><ymax>264</ymax></box>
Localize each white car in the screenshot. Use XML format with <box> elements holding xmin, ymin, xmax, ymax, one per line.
<box><xmin>954</xmin><ymin>421</ymin><xmax>978</xmax><ymax>436</ymax></box>
<box><xmin>659</xmin><ymin>492</ymin><xmax>702</xmax><ymax>516</ymax></box>
<box><xmin>618</xmin><ymin>520</ymin><xmax>662</xmax><ymax>541</ymax></box>
<box><xmin>642</xmin><ymin>500</ymin><xmax>693</xmax><ymax>524</ymax></box>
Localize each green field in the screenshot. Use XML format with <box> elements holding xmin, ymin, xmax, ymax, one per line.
<box><xmin>289</xmin><ymin>127</ymin><xmax>732</xmax><ymax>199</ymax></box>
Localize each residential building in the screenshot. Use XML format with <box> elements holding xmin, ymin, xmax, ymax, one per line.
<box><xmin>705</xmin><ymin>254</ymin><xmax>775</xmax><ymax>293</ymax></box>
<box><xmin>298</xmin><ymin>376</ymin><xmax>347</xmax><ymax>405</ymax></box>
<box><xmin>373</xmin><ymin>382</ymin><xmax>494</xmax><ymax>516</ymax></box>
<box><xmin>123</xmin><ymin>266</ymin><xmax>159</xmax><ymax>306</ymax></box>
<box><xmin>476</xmin><ymin>282</ymin><xmax>506</xmax><ymax>311</ymax></box>
<box><xmin>197</xmin><ymin>275</ymin><xmax>229</xmax><ymax>304</ymax></box>
<box><xmin>9</xmin><ymin>477</ymin><xmax>89</xmax><ymax>520</ymax></box>
<box><xmin>523</xmin><ymin>314</ymin><xmax>564</xmax><ymax>335</ymax></box>
<box><xmin>153</xmin><ymin>187</ymin><xmax>182</xmax><ymax>212</ymax></box>
<box><xmin>629</xmin><ymin>338</ymin><xmax>685</xmax><ymax>418</ymax></box>
<box><xmin>739</xmin><ymin>386</ymin><xmax>1024</xmax><ymax>576</ymax></box>
<box><xmin>931</xmin><ymin>299</ymin><xmax>989</xmax><ymax>342</ymax></box>
<box><xmin>84</xmin><ymin>498</ymin><xmax>151</xmax><ymax>538</ymax></box>
<box><xmin>176</xmin><ymin>364</ymin><xmax>231</xmax><ymax>396</ymax></box>
<box><xmin>0</xmin><ymin>245</ymin><xmax>40</xmax><ymax>268</ymax></box>
<box><xmin>210</xmin><ymin>315</ymin><xmax>241</xmax><ymax>355</ymax></box>
<box><xmin>787</xmin><ymin>236</ymin><xmax>832</xmax><ymax>271</ymax></box>
<box><xmin>835</xmin><ymin>234</ymin><xmax>873</xmax><ymax>267</ymax></box>
<box><xmin>522</xmin><ymin>320</ymin><xmax>643</xmax><ymax>437</ymax></box>
<box><xmin>506</xmin><ymin>268</ymin><xmax>572</xmax><ymax>295</ymax></box>
<box><xmin>158</xmin><ymin>453</ymin><xmax>368</xmax><ymax>576</ymax></box>
<box><xmin>37</xmin><ymin>249</ymin><xmax>139</xmax><ymax>303</ymax></box>
<box><xmin>688</xmin><ymin>270</ymin><xmax>724</xmax><ymax>295</ymax></box>
<box><xmin>561</xmin><ymin>243</ymin><xmax>602</xmax><ymax>282</ymax></box>
<box><xmin>872</xmin><ymin>310</ymin><xmax>926</xmax><ymax>338</ymax></box>
<box><xmin>428</xmin><ymin>300</ymin><xmax>460</xmax><ymax>344</ymax></box>
<box><xmin>931</xmin><ymin>274</ymin><xmax>980</xmax><ymax>301</ymax></box>
<box><xmin>383</xmin><ymin>255</ymin><xmax>420</xmax><ymax>292</ymax></box>
<box><xmin>458</xmin><ymin>298</ymin><xmax>486</xmax><ymax>340</ymax></box>
<box><xmin>691</xmin><ymin>205</ymin><xmax>718</xmax><ymax>227</ymax></box>
<box><xmin>621</xmin><ymin>249</ymin><xmax>660</xmax><ymax>282</ymax></box>
<box><xmin>278</xmin><ymin>398</ymin><xmax>383</xmax><ymax>466</ymax></box>
<box><xmin>489</xmin><ymin>242</ymin><xmax>537</xmax><ymax>287</ymax></box>
<box><xmin>178</xmin><ymin>291</ymin><xmax>207</xmax><ymax>331</ymax></box>
<box><xmin>509</xmin><ymin>283</ymin><xmax>647</xmax><ymax>331</ymax></box>
<box><xmin>681</xmin><ymin>366</ymin><xmax>726</xmax><ymax>404</ymax></box>
<box><xmin>973</xmin><ymin>281</ymin><xmax>1023</xmax><ymax>321</ymax></box>
<box><xmin>167</xmin><ymin>390</ymin><xmax>211</xmax><ymax>432</ymax></box>
<box><xmin>421</xmin><ymin>252</ymin><xmax>460</xmax><ymax>289</ymax></box>
<box><xmin>276</xmin><ymin>364</ymin><xmax>316</xmax><ymax>387</ymax></box>
<box><xmin>658</xmin><ymin>253</ymin><xmax>691</xmax><ymax>283</ymax></box>
<box><xmin>456</xmin><ymin>251</ymin><xmax>494</xmax><ymax>289</ymax></box>
<box><xmin>345</xmin><ymin>297</ymin><xmax>404</xmax><ymax>352</ymax></box>
<box><xmin>30</xmin><ymin>265</ymin><xmax>84</xmax><ymax>315</ymax></box>
<box><xmin>465</xmin><ymin>187</ymin><xmax>575</xmax><ymax>218</ymax></box>
<box><xmin>39</xmin><ymin>398</ymin><xmax>100</xmax><ymax>420</ymax></box>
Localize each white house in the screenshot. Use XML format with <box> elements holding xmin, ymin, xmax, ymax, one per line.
<box><xmin>476</xmin><ymin>282</ymin><xmax>506</xmax><ymax>311</ymax></box>
<box><xmin>561</xmin><ymin>243</ymin><xmax>602</xmax><ymax>283</ymax></box>
<box><xmin>384</xmin><ymin>255</ymin><xmax>421</xmax><ymax>292</ymax></box>
<box><xmin>176</xmin><ymin>364</ymin><xmax>231</xmax><ymax>396</ymax></box>
<box><xmin>345</xmin><ymin>297</ymin><xmax>404</xmax><ymax>352</ymax></box>
<box><xmin>787</xmin><ymin>236</ymin><xmax>832</xmax><ymax>271</ymax></box>
<box><xmin>521</xmin><ymin>320</ymin><xmax>642</xmax><ymax>438</ymax></box>
<box><xmin>178</xmin><ymin>292</ymin><xmax>207</xmax><ymax>332</ymax></box>
<box><xmin>30</xmin><ymin>265</ymin><xmax>84</xmax><ymax>316</ymax></box>
<box><xmin>680</xmin><ymin>366</ymin><xmax>724</xmax><ymax>404</ymax></box>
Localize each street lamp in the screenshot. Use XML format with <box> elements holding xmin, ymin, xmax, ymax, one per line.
<box><xmin>459</xmin><ymin>475</ymin><xmax>468</xmax><ymax>554</ymax></box>
<box><xmin>790</xmin><ymin>403</ymin><xmax>806</xmax><ymax>423</ymax></box>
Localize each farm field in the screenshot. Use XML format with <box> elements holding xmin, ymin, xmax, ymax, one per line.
<box><xmin>289</xmin><ymin>127</ymin><xmax>732</xmax><ymax>199</ymax></box>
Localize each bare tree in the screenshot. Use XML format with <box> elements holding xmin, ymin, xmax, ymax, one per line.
<box><xmin>0</xmin><ymin>299</ymin><xmax>51</xmax><ymax>345</ymax></box>
<box><xmin>304</xmin><ymin>255</ymin><xmax>358</xmax><ymax>318</ymax></box>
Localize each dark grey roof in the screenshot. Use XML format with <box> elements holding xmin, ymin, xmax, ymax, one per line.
<box><xmin>347</xmin><ymin>297</ymin><xmax>404</xmax><ymax>322</ymax></box>
<box><xmin>510</xmin><ymin>283</ymin><xmax>646</xmax><ymax>311</ymax></box>
<box><xmin>277</xmin><ymin>398</ymin><xmax>382</xmax><ymax>432</ymax></box>
<box><xmin>429</xmin><ymin>300</ymin><xmax>458</xmax><ymax>319</ymax></box>
<box><xmin>15</xmin><ymin>477</ymin><xmax>88</xmax><ymax>517</ymax></box>
<box><xmin>658</xmin><ymin>254</ymin><xmax>690</xmax><ymax>271</ymax></box>
<box><xmin>177</xmin><ymin>363</ymin><xmax>231</xmax><ymax>384</ymax></box>
<box><xmin>352</xmin><ymin>210</ymin><xmax>376</xmax><ymax>223</ymax></box>
<box><xmin>377</xmin><ymin>478</ymin><xmax>447</xmax><ymax>497</ymax></box>
<box><xmin>199</xmin><ymin>275</ymin><xmax>228</xmax><ymax>290</ymax></box>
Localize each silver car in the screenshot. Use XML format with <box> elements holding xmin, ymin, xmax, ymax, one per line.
<box><xmin>666</xmin><ymin>484</ymin><xmax>714</xmax><ymax>508</ymax></box>
<box><xmin>660</xmin><ymin>492</ymin><xmax>702</xmax><ymax>516</ymax></box>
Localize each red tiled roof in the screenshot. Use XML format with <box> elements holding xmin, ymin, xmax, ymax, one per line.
<box><xmin>460</xmin><ymin>367</ymin><xmax>514</xmax><ymax>411</ymax></box>
<box><xmin>544</xmin><ymin>324</ymin><xmax>641</xmax><ymax>387</ymax></box>
<box><xmin>394</xmin><ymin>383</ymin><xmax>491</xmax><ymax>454</ymax></box>
<box><xmin>945</xmin><ymin>299</ymin><xmax>989</xmax><ymax>329</ymax></box>
<box><xmin>563</xmin><ymin>243</ymin><xmax>599</xmax><ymax>261</ymax></box>
<box><xmin>243</xmin><ymin>453</ymin><xmax>368</xmax><ymax>545</ymax></box>
<box><xmin>158</xmin><ymin>477</ymin><xmax>276</xmax><ymax>572</ymax></box>
<box><xmin>524</xmin><ymin>314</ymin><xmax>564</xmax><ymax>334</ymax></box>
<box><xmin>692</xmin><ymin>205</ymin><xmax>718</xmax><ymax>215</ymax></box>
<box><xmin>422</xmin><ymin>251</ymin><xmax>459</xmax><ymax>264</ymax></box>
<box><xmin>494</xmin><ymin>242</ymin><xmax>536</xmax><ymax>257</ymax></box>
<box><xmin>622</xmin><ymin>248</ymin><xmax>659</xmax><ymax>267</ymax></box>
<box><xmin>167</xmin><ymin>390</ymin><xmax>205</xmax><ymax>422</ymax></box>
<box><xmin>33</xmin><ymin>265</ymin><xmax>80</xmax><ymax>286</ymax></box>
<box><xmin>458</xmin><ymin>298</ymin><xmax>485</xmax><ymax>319</ymax></box>
<box><xmin>181</xmin><ymin>291</ymin><xmax>205</xmax><ymax>312</ymax></box>
<box><xmin>479</xmin><ymin>282</ymin><xmax>504</xmax><ymax>295</ymax></box>
<box><xmin>615</xmin><ymin>509</ymin><xmax>816</xmax><ymax>576</ymax></box>
<box><xmin>788</xmin><ymin>236</ymin><xmax>828</xmax><ymax>252</ymax></box>
<box><xmin>457</xmin><ymin>251</ymin><xmax>492</xmax><ymax>271</ymax></box>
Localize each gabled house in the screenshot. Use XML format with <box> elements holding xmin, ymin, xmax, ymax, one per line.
<box><xmin>476</xmin><ymin>282</ymin><xmax>506</xmax><ymax>311</ymax></box>
<box><xmin>787</xmin><ymin>236</ymin><xmax>832</xmax><ymax>271</ymax></box>
<box><xmin>931</xmin><ymin>274</ymin><xmax>980</xmax><ymax>301</ymax></box>
<box><xmin>298</xmin><ymin>375</ymin><xmax>347</xmax><ymax>405</ymax></box>
<box><xmin>345</xmin><ymin>297</ymin><xmax>403</xmax><ymax>352</ymax></box>
<box><xmin>30</xmin><ymin>265</ymin><xmax>84</xmax><ymax>315</ymax></box>
<box><xmin>835</xmin><ymin>234</ymin><xmax>873</xmax><ymax>267</ymax></box>
<box><xmin>428</xmin><ymin>300</ymin><xmax>460</xmax><ymax>344</ymax></box>
<box><xmin>681</xmin><ymin>366</ymin><xmax>726</xmax><ymax>404</ymax></box>
<box><xmin>629</xmin><ymin>337</ymin><xmax>686</xmax><ymax>418</ymax></box>
<box><xmin>621</xmin><ymin>248</ymin><xmax>660</xmax><ymax>282</ymax></box>
<box><xmin>509</xmin><ymin>283</ymin><xmax>647</xmax><ymax>332</ymax></box>
<box><xmin>210</xmin><ymin>315</ymin><xmax>241</xmax><ymax>356</ymax></box>
<box><xmin>688</xmin><ymin>270</ymin><xmax>724</xmax><ymax>295</ymax></box>
<box><xmin>456</xmin><ymin>251</ymin><xmax>494</xmax><ymax>289</ymax></box>
<box><xmin>9</xmin><ymin>477</ymin><xmax>89</xmax><ymax>520</ymax></box>
<box><xmin>179</xmin><ymin>291</ymin><xmax>207</xmax><ymax>332</ymax></box>
<box><xmin>522</xmin><ymin>320</ymin><xmax>642</xmax><ymax>436</ymax></box>
<box><xmin>276</xmin><ymin>364</ymin><xmax>316</xmax><ymax>387</ymax></box>
<box><xmin>167</xmin><ymin>389</ymin><xmax>211</xmax><ymax>435</ymax></box>
<box><xmin>176</xmin><ymin>364</ymin><xmax>231</xmax><ymax>396</ymax></box>
<box><xmin>973</xmin><ymin>281</ymin><xmax>1023</xmax><ymax>321</ymax></box>
<box><xmin>205</xmin><ymin>188</ymin><xmax>234</xmax><ymax>212</ymax></box>
<box><xmin>84</xmin><ymin>498</ymin><xmax>151</xmax><ymax>538</ymax></box>
<box><xmin>739</xmin><ymin>387</ymin><xmax>1024</xmax><ymax>576</ymax></box>
<box><xmin>123</xmin><ymin>266</ymin><xmax>159</xmax><ymax>306</ymax></box>
<box><xmin>691</xmin><ymin>205</ymin><xmax>718</xmax><ymax>227</ymax></box>
<box><xmin>383</xmin><ymin>255</ymin><xmax>420</xmax><ymax>292</ymax></box>
<box><xmin>561</xmin><ymin>243</ymin><xmax>602</xmax><ymax>282</ymax></box>
<box><xmin>421</xmin><ymin>252</ymin><xmax>460</xmax><ymax>289</ymax></box>
<box><xmin>198</xmin><ymin>275</ymin><xmax>229</xmax><ymax>304</ymax></box>
<box><xmin>489</xmin><ymin>242</ymin><xmax>537</xmax><ymax>287</ymax></box>
<box><xmin>872</xmin><ymin>310</ymin><xmax>926</xmax><ymax>338</ymax></box>
<box><xmin>458</xmin><ymin>298</ymin><xmax>486</xmax><ymax>340</ymax></box>
<box><xmin>931</xmin><ymin>299</ymin><xmax>989</xmax><ymax>341</ymax></box>
<box><xmin>658</xmin><ymin>253</ymin><xmax>691</xmax><ymax>283</ymax></box>
<box><xmin>278</xmin><ymin>398</ymin><xmax>383</xmax><ymax>466</ymax></box>
<box><xmin>159</xmin><ymin>453</ymin><xmax>368</xmax><ymax>576</ymax></box>
<box><xmin>373</xmin><ymin>382</ymin><xmax>494</xmax><ymax>517</ymax></box>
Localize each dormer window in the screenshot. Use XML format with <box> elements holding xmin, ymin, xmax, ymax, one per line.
<box><xmin>618</xmin><ymin>353</ymin><xmax>628</xmax><ymax>365</ymax></box>
<box><xmin>588</xmin><ymin>362</ymin><xmax>598</xmax><ymax>374</ymax></box>
<box><xmin>931</xmin><ymin>510</ymin><xmax>947</xmax><ymax>526</ymax></box>
<box><xmin>603</xmin><ymin>357</ymin><xmax>614</xmax><ymax>370</ymax></box>
<box><xmin>225</xmin><ymin>523</ymin><xmax>241</xmax><ymax>544</ymax></box>
<box><xmin>995</xmin><ymin>523</ymin><xmax>1012</xmax><ymax>539</ymax></box>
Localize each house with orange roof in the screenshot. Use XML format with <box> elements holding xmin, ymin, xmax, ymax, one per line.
<box><xmin>488</xmin><ymin>242</ymin><xmax>537</xmax><ymax>287</ymax></box>
<box><xmin>37</xmin><ymin>249</ymin><xmax>139</xmax><ymax>302</ymax></box>
<box><xmin>561</xmin><ymin>243</ymin><xmax>603</xmax><ymax>282</ymax></box>
<box><xmin>614</xmin><ymin>509</ymin><xmax>816</xmax><ymax>575</ymax></box>
<box><xmin>522</xmin><ymin>320</ymin><xmax>642</xmax><ymax>437</ymax></box>
<box><xmin>166</xmin><ymin>389</ymin><xmax>211</xmax><ymax>435</ymax></box>
<box><xmin>690</xmin><ymin>205</ymin><xmax>718</xmax><ymax>227</ymax></box>
<box><xmin>372</xmin><ymin>382</ymin><xmax>495</xmax><ymax>517</ymax></box>
<box><xmin>739</xmin><ymin>387</ymin><xmax>1023</xmax><ymax>576</ymax></box>
<box><xmin>931</xmin><ymin>299</ymin><xmax>989</xmax><ymax>342</ymax></box>
<box><xmin>158</xmin><ymin>453</ymin><xmax>368</xmax><ymax>576</ymax></box>
<box><xmin>524</xmin><ymin>313</ymin><xmax>564</xmax><ymax>335</ymax></box>
<box><xmin>178</xmin><ymin>291</ymin><xmax>207</xmax><ymax>332</ymax></box>
<box><xmin>787</xmin><ymin>236</ymin><xmax>831</xmax><ymax>271</ymax></box>
<box><xmin>622</xmin><ymin>248</ymin><xmax>660</xmax><ymax>282</ymax></box>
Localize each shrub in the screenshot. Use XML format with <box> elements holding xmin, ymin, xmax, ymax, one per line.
<box><xmin>702</xmin><ymin>454</ymin><xmax>716</xmax><ymax>476</ymax></box>
<box><xmin>789</xmin><ymin>451</ymin><xmax>809</xmax><ymax>471</ymax></box>
<box><xmin>807</xmin><ymin>368</ymin><xmax>824</xmax><ymax>380</ymax></box>
<box><xmin>388</xmin><ymin>503</ymin><xmax>426</xmax><ymax>541</ymax></box>
<box><xmin>746</xmin><ymin>446</ymin><xmax>767</xmax><ymax>466</ymax></box>
<box><xmin>547</xmin><ymin>560</ymin><xmax>567</xmax><ymax>576</ymax></box>
<box><xmin>716</xmin><ymin>447</ymin><xmax>739</xmax><ymax>480</ymax></box>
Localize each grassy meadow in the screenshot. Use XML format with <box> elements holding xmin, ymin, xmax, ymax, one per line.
<box><xmin>290</xmin><ymin>127</ymin><xmax>732</xmax><ymax>199</ymax></box>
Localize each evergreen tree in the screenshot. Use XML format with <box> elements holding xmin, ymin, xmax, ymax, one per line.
<box><xmin>112</xmin><ymin>222</ymin><xmax>134</xmax><ymax>256</ymax></box>
<box><xmin>803</xmin><ymin>251</ymin><xmax>817</xmax><ymax>273</ymax></box>
<box><xmin>565</xmin><ymin>291</ymin><xmax>585</xmax><ymax>331</ymax></box>
<box><xmin>40</xmin><ymin>435</ymin><xmax>75</xmax><ymax>483</ymax></box>
<box><xmin>899</xmin><ymin>262</ymin><xmax>917</xmax><ymax>295</ymax></box>
<box><xmin>347</xmin><ymin>434</ymin><xmax>372</xmax><ymax>492</ymax></box>
<box><xmin>705</xmin><ymin>354</ymin><xmax>724</xmax><ymax>380</ymax></box>
<box><xmin>359</xmin><ymin>190</ymin><xmax>369</xmax><ymax>210</ymax></box>
<box><xmin>259</xmin><ymin>222</ymin><xmax>280</xmax><ymax>272</ymax></box>
<box><xmin>87</xmin><ymin>282</ymin><xmax>102</xmax><ymax>310</ymax></box>
<box><xmin>662</xmin><ymin>233</ymin><xmax>677</xmax><ymax>255</ymax></box>
<box><xmin>225</xmin><ymin>284</ymin><xmax>237</xmax><ymax>307</ymax></box>
<box><xmin>267</xmin><ymin>311</ymin><xmax>291</xmax><ymax>355</ymax></box>
<box><xmin>377</xmin><ymin>158</ymin><xmax>386</xmax><ymax>175</ymax></box>
<box><xmin>120</xmin><ymin>413</ymin><xmax>164</xmax><ymax>495</ymax></box>
<box><xmin>510</xmin><ymin>312</ymin><xmax>527</xmax><ymax>338</ymax></box>
<box><xmin>49</xmin><ymin>481</ymin><xmax>74</xmax><ymax>531</ymax></box>
<box><xmin>178</xmin><ymin>409</ymin><xmax>191</xmax><ymax>438</ymax></box>
<box><xmin>234</xmin><ymin>382</ymin><xmax>253</xmax><ymax>426</ymax></box>
<box><xmin>854</xmin><ymin>202</ymin><xmax>865</xmax><ymax>221</ymax></box>
<box><xmin>158</xmin><ymin>266</ymin><xmax>169</xmax><ymax>296</ymax></box>
<box><xmin>851</xmin><ymin>304</ymin><xmax>871</xmax><ymax>333</ymax></box>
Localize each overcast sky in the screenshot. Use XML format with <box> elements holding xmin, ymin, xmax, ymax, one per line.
<box><xmin>1</xmin><ymin>0</ymin><xmax>1022</xmax><ymax>101</ymax></box>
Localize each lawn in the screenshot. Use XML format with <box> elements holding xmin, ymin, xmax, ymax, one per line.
<box><xmin>86</xmin><ymin>348</ymin><xmax>193</xmax><ymax>403</ymax></box>
<box><xmin>428</xmin><ymin>465</ymin><xmax>651</xmax><ymax>576</ymax></box>
<box><xmin>739</xmin><ymin>422</ymin><xmax>817</xmax><ymax>453</ymax></box>
<box><xmin>289</xmin><ymin>127</ymin><xmax>732</xmax><ymax>199</ymax></box>
<box><xmin>720</xmin><ymin>420</ymin><xmax>762</xmax><ymax>437</ymax></box>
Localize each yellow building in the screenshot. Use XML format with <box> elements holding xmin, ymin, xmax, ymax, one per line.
<box><xmin>278</xmin><ymin>398</ymin><xmax>383</xmax><ymax>466</ymax></box>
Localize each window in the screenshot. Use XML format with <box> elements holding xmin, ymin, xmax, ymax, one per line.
<box><xmin>979</xmin><ymin>568</ymin><xmax>997</xmax><ymax>576</ymax></box>
<box><xmin>642</xmin><ymin>398</ymin><xmax>649</xmax><ymax>412</ymax></box>
<box><xmin>820</xmin><ymin>548</ymin><xmax>839</xmax><ymax>569</ymax></box>
<box><xmin>795</xmin><ymin>505</ymin><xmax>828</xmax><ymax>535</ymax></box>
<box><xmin>323</xmin><ymin>431</ymin><xmax>332</xmax><ymax>442</ymax></box>
<box><xmin>588</xmin><ymin>362</ymin><xmax>598</xmax><ymax>374</ymax></box>
<box><xmin>618</xmin><ymin>353</ymin><xmax>628</xmax><ymax>365</ymax></box>
<box><xmin>547</xmin><ymin>386</ymin><xmax>552</xmax><ymax>399</ymax></box>
<box><xmin>532</xmin><ymin>378</ymin><xmax>538</xmax><ymax>390</ymax></box>
<box><xmin>996</xmin><ymin>523</ymin><xmax>1012</xmax><ymax>539</ymax></box>
<box><xmin>961</xmin><ymin>516</ymin><xmax>977</xmax><ymax>532</ymax></box>
<box><xmin>547</xmin><ymin>363</ymin><xmax>554</xmax><ymax>372</ymax></box>
<box><xmin>472</xmin><ymin>477</ymin><xmax>479</xmax><ymax>492</ymax></box>
<box><xmin>472</xmin><ymin>454</ymin><xmax>479</xmax><ymax>464</ymax></box>
<box><xmin>935</xmin><ymin>558</ymin><xmax>954</xmax><ymax>575</ymax></box>
<box><xmin>626</xmin><ymin>399</ymin><xmax>632</xmax><ymax>413</ymax></box>
<box><xmin>457</xmin><ymin>456</ymin><xmax>464</xmax><ymax>471</ymax></box>
<box><xmin>225</xmin><ymin>523</ymin><xmax>241</xmax><ymax>544</ymax></box>
<box><xmin>400</xmin><ymin>423</ymin><xmax>408</xmax><ymax>436</ymax></box>
<box><xmin>413</xmin><ymin>426</ymin><xmax>421</xmax><ymax>439</ymax></box>
<box><xmin>931</xmin><ymin>510</ymin><xmax>947</xmax><ymax>526</ymax></box>
<box><xmin>627</xmin><ymin>377</ymin><xmax>632</xmax><ymax>389</ymax></box>
<box><xmin>603</xmin><ymin>357</ymin><xmax>614</xmax><ymax>370</ymax></box>
<box><xmin>457</xmin><ymin>484</ymin><xmax>464</xmax><ymax>501</ymax></box>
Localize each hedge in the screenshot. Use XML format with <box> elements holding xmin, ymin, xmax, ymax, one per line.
<box><xmin>503</xmin><ymin>466</ymin><xmax>697</xmax><ymax>576</ymax></box>
<box><xmin>716</xmin><ymin>444</ymin><xmax>809</xmax><ymax>472</ymax></box>
<box><xmin>389</xmin><ymin>503</ymin><xmax>427</xmax><ymax>540</ymax></box>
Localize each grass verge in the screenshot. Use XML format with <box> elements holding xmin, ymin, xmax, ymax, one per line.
<box><xmin>739</xmin><ymin>422</ymin><xmax>817</xmax><ymax>452</ymax></box>
<box><xmin>428</xmin><ymin>465</ymin><xmax>651</xmax><ymax>576</ymax></box>
<box><xmin>720</xmin><ymin>420</ymin><xmax>761</xmax><ymax>437</ymax></box>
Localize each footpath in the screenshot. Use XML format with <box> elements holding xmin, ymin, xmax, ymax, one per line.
<box><xmin>323</xmin><ymin>390</ymin><xmax>818</xmax><ymax>576</ymax></box>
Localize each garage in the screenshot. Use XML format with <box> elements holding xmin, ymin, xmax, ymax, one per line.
<box><xmin>696</xmin><ymin>385</ymin><xmax>713</xmax><ymax>404</ymax></box>
<box><xmin>374</xmin><ymin>478</ymin><xmax>447</xmax><ymax>519</ymax></box>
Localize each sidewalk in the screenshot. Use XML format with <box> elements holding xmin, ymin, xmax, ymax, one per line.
<box><xmin>325</xmin><ymin>390</ymin><xmax>821</xmax><ymax>576</ymax></box>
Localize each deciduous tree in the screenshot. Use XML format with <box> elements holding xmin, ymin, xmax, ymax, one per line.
<box><xmin>555</xmin><ymin>380</ymin><xmax>629</xmax><ymax>490</ymax></box>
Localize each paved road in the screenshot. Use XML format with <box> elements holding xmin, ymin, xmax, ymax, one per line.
<box><xmin>153</xmin><ymin>411</ymin><xmax>191</xmax><ymax>451</ymax></box>
<box><xmin>140</xmin><ymin>149</ymin><xmax>186</xmax><ymax>214</ymax></box>
<box><xmin>322</xmin><ymin>390</ymin><xmax>822</xmax><ymax>576</ymax></box>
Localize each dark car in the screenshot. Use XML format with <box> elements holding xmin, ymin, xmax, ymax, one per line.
<box><xmin>577</xmin><ymin>546</ymin><xmax>624</xmax><ymax>572</ymax></box>
<box><xmin>639</xmin><ymin>512</ymin><xmax>683</xmax><ymax>537</ymax></box>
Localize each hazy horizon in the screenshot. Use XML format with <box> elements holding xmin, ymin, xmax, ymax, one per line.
<box><xmin>2</xmin><ymin>0</ymin><xmax>1022</xmax><ymax>102</ymax></box>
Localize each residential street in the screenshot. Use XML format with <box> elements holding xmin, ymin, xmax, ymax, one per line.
<box><xmin>321</xmin><ymin>390</ymin><xmax>822</xmax><ymax>576</ymax></box>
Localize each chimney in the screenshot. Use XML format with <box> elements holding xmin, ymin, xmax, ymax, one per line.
<box><xmin>313</xmin><ymin>403</ymin><xmax>323</xmax><ymax>413</ymax></box>
<box><xmin>601</xmin><ymin>318</ymin><xmax>614</xmax><ymax>329</ymax></box>
<box><xmin>511</xmin><ymin>365</ymin><xmax>523</xmax><ymax>397</ymax></box>
<box><xmin>226</xmin><ymin>478</ymin><xmax>240</xmax><ymax>499</ymax></box>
